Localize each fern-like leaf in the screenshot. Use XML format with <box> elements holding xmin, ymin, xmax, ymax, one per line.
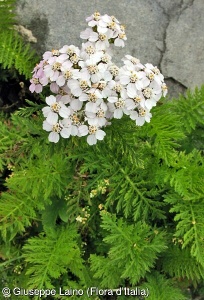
<box><xmin>23</xmin><ymin>225</ymin><xmax>84</xmax><ymax>289</ymax></box>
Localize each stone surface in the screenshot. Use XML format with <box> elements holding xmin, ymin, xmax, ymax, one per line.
<box><xmin>15</xmin><ymin>0</ymin><xmax>204</xmax><ymax>98</ymax></box>
<box><xmin>161</xmin><ymin>0</ymin><xmax>204</xmax><ymax>90</ymax></box>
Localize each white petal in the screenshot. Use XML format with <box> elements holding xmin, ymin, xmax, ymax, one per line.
<box><xmin>108</xmin><ymin>96</ymin><xmax>118</xmax><ymax>103</ymax></box>
<box><xmin>125</xmin><ymin>99</ymin><xmax>136</xmax><ymax>110</ymax></box>
<box><xmin>47</xmin><ymin>112</ymin><xmax>58</xmax><ymax>125</ymax></box>
<box><xmin>120</xmin><ymin>75</ymin><xmax>130</xmax><ymax>85</ymax></box>
<box><xmin>127</xmin><ymin>85</ymin><xmax>137</xmax><ymax>98</ymax></box>
<box><xmin>43</xmin><ymin>120</ymin><xmax>52</xmax><ymax>131</ymax></box>
<box><xmin>71</xmin><ymin>126</ymin><xmax>78</xmax><ymax>136</ymax></box>
<box><xmin>42</xmin><ymin>107</ymin><xmax>51</xmax><ymax>117</ymax></box>
<box><xmin>70</xmin><ymin>99</ymin><xmax>83</xmax><ymax>111</ymax></box>
<box><xmin>78</xmin><ymin>125</ymin><xmax>88</xmax><ymax>136</ymax></box>
<box><xmin>59</xmin><ymin>106</ymin><xmax>70</xmax><ymax>118</ymax></box>
<box><xmin>60</xmin><ymin>128</ymin><xmax>71</xmax><ymax>138</ymax></box>
<box><xmin>114</xmin><ymin>109</ymin><xmax>123</xmax><ymax>119</ymax></box>
<box><xmin>136</xmin><ymin>117</ymin><xmax>145</xmax><ymax>126</ymax></box>
<box><xmin>49</xmin><ymin>132</ymin><xmax>59</xmax><ymax>143</ymax></box>
<box><xmin>46</xmin><ymin>95</ymin><xmax>56</xmax><ymax>105</ymax></box>
<box><xmin>95</xmin><ymin>130</ymin><xmax>106</xmax><ymax>140</ymax></box>
<box><xmin>87</xmin><ymin>135</ymin><xmax>97</xmax><ymax>145</ymax></box>
<box><xmin>56</xmin><ymin>75</ymin><xmax>65</xmax><ymax>87</ymax></box>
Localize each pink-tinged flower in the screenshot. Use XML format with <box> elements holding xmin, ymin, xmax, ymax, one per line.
<box><xmin>56</xmin><ymin>61</ymin><xmax>79</xmax><ymax>87</ymax></box>
<box><xmin>50</xmin><ymin>82</ymin><xmax>60</xmax><ymax>94</ymax></box>
<box><xmin>29</xmin><ymin>77</ymin><xmax>43</xmax><ymax>93</ymax></box>
<box><xmin>43</xmin><ymin>119</ymin><xmax>72</xmax><ymax>143</ymax></box>
<box><xmin>42</xmin><ymin>95</ymin><xmax>70</xmax><ymax>125</ymax></box>
<box><xmin>56</xmin><ymin>86</ymin><xmax>73</xmax><ymax>104</ymax></box>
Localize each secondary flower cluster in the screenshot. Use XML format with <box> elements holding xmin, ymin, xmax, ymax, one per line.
<box><xmin>29</xmin><ymin>12</ymin><xmax>167</xmax><ymax>145</ymax></box>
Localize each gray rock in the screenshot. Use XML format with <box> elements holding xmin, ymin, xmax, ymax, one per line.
<box><xmin>161</xmin><ymin>0</ymin><xmax>204</xmax><ymax>90</ymax></box>
<box><xmin>15</xmin><ymin>0</ymin><xmax>167</xmax><ymax>66</ymax></box>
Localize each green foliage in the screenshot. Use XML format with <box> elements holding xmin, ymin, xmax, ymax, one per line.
<box><xmin>22</xmin><ymin>225</ymin><xmax>84</xmax><ymax>289</ymax></box>
<box><xmin>0</xmin><ymin>29</ymin><xmax>38</xmax><ymax>79</ymax></box>
<box><xmin>0</xmin><ymin>0</ymin><xmax>39</xmax><ymax>78</ymax></box>
<box><xmin>141</xmin><ymin>271</ymin><xmax>187</xmax><ymax>300</ymax></box>
<box><xmin>1</xmin><ymin>85</ymin><xmax>204</xmax><ymax>298</ymax></box>
<box><xmin>0</xmin><ymin>0</ymin><xmax>16</xmax><ymax>29</ymax></box>
<box><xmin>90</xmin><ymin>212</ymin><xmax>167</xmax><ymax>287</ymax></box>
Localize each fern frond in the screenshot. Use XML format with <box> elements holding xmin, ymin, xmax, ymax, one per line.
<box><xmin>0</xmin><ymin>29</ymin><xmax>38</xmax><ymax>78</ymax></box>
<box><xmin>163</xmin><ymin>150</ymin><xmax>204</xmax><ymax>200</ymax></box>
<box><xmin>23</xmin><ymin>225</ymin><xmax>84</xmax><ymax>289</ymax></box>
<box><xmin>0</xmin><ymin>191</ymin><xmax>40</xmax><ymax>240</ymax></box>
<box><xmin>162</xmin><ymin>244</ymin><xmax>204</xmax><ymax>282</ymax></box>
<box><xmin>144</xmin><ymin>104</ymin><xmax>185</xmax><ymax>165</ymax></box>
<box><xmin>164</xmin><ymin>193</ymin><xmax>204</xmax><ymax>267</ymax></box>
<box><xmin>90</xmin><ymin>212</ymin><xmax>167</xmax><ymax>286</ymax></box>
<box><xmin>170</xmin><ymin>85</ymin><xmax>204</xmax><ymax>133</ymax></box>
<box><xmin>14</xmin><ymin>100</ymin><xmax>44</xmax><ymax>117</ymax></box>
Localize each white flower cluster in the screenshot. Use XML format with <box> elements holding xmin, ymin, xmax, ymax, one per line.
<box><xmin>29</xmin><ymin>12</ymin><xmax>168</xmax><ymax>145</ymax></box>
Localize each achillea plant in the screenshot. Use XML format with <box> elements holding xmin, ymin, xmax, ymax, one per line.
<box><xmin>29</xmin><ymin>12</ymin><xmax>167</xmax><ymax>145</ymax></box>
<box><xmin>0</xmin><ymin>10</ymin><xmax>204</xmax><ymax>300</ymax></box>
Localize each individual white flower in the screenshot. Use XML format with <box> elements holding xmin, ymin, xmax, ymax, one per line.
<box><xmin>103</xmin><ymin>64</ymin><xmax>120</xmax><ymax>81</ymax></box>
<box><xmin>79</xmin><ymin>59</ymin><xmax>107</xmax><ymax>83</ymax></box>
<box><xmin>142</xmin><ymin>81</ymin><xmax>162</xmax><ymax>110</ymax></box>
<box><xmin>85</xmin><ymin>101</ymin><xmax>108</xmax><ymax>126</ymax></box>
<box><xmin>129</xmin><ymin>108</ymin><xmax>152</xmax><ymax>126</ymax></box>
<box><xmin>83</xmin><ymin>89</ymin><xmax>103</xmax><ymax>113</ymax></box>
<box><xmin>86</xmin><ymin>12</ymin><xmax>101</xmax><ymax>26</ymax></box>
<box><xmin>114</xmin><ymin>31</ymin><xmax>127</xmax><ymax>47</ymax></box>
<box><xmin>86</xmin><ymin>125</ymin><xmax>106</xmax><ymax>145</ymax></box>
<box><xmin>59</xmin><ymin>44</ymin><xmax>80</xmax><ymax>57</ymax></box>
<box><xmin>107</xmin><ymin>90</ymin><xmax>129</xmax><ymax>119</ymax></box>
<box><xmin>42</xmin><ymin>95</ymin><xmax>70</xmax><ymax>124</ymax></box>
<box><xmin>92</xmin><ymin>81</ymin><xmax>113</xmax><ymax>98</ymax></box>
<box><xmin>56</xmin><ymin>61</ymin><xmax>79</xmax><ymax>87</ymax></box>
<box><xmin>81</xmin><ymin>29</ymin><xmax>113</xmax><ymax>50</ymax></box>
<box><xmin>80</xmin><ymin>42</ymin><xmax>103</xmax><ymax>61</ymax></box>
<box><xmin>43</xmin><ymin>57</ymin><xmax>62</xmax><ymax>82</ymax></box>
<box><xmin>122</xmin><ymin>55</ymin><xmax>144</xmax><ymax>70</ymax></box>
<box><xmin>43</xmin><ymin>119</ymin><xmax>72</xmax><ymax>143</ymax></box>
<box><xmin>144</xmin><ymin>63</ymin><xmax>164</xmax><ymax>85</ymax></box>
<box><xmin>119</xmin><ymin>68</ymin><xmax>145</xmax><ymax>90</ymax></box>
<box><xmin>126</xmin><ymin>85</ymin><xmax>146</xmax><ymax>110</ymax></box>
<box><xmin>67</xmin><ymin>79</ymin><xmax>91</xmax><ymax>97</ymax></box>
